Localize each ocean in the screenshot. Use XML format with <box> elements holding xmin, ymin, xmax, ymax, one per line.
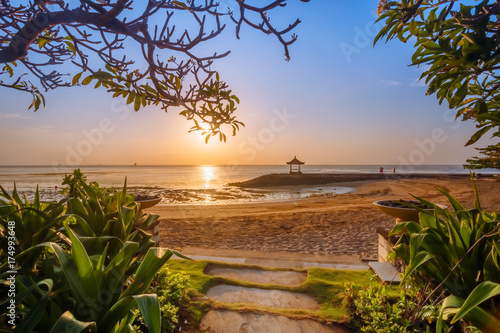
<box><xmin>0</xmin><ymin>165</ymin><xmax>495</xmax><ymax>205</ymax></box>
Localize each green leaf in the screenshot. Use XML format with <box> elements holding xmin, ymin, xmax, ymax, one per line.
<box><xmin>408</xmin><ymin>20</ymin><xmax>417</xmax><ymax>35</ymax></box>
<box><xmin>49</xmin><ymin>311</ymin><xmax>97</xmax><ymax>333</ymax></box>
<box><xmin>175</xmin><ymin>76</ymin><xmax>182</xmax><ymax>90</ymax></box>
<box><xmin>442</xmin><ymin>295</ymin><xmax>500</xmax><ymax>332</ymax></box>
<box><xmin>2</xmin><ymin>64</ymin><xmax>13</xmax><ymax>77</ymax></box>
<box><xmin>144</xmin><ymin>84</ymin><xmax>157</xmax><ymax>94</ymax></box>
<box><xmin>455</xmin><ymin>81</ymin><xmax>468</xmax><ymax>104</ymax></box>
<box><xmin>121</xmin><ymin>248</ymin><xmax>174</xmax><ymax>298</ymax></box>
<box><xmin>81</xmin><ymin>75</ymin><xmax>93</xmax><ymax>86</ymax></box>
<box><xmin>103</xmin><ymin>241</ymin><xmax>138</xmax><ymax>278</ymax></box>
<box><xmin>72</xmin><ymin>72</ymin><xmax>83</xmax><ymax>85</ymax></box>
<box><xmin>135</xmin><ymin>295</ymin><xmax>161</xmax><ymax>333</ymax></box>
<box><xmin>64</xmin><ymin>223</ymin><xmax>99</xmax><ymax>295</ymax></box>
<box><xmin>401</xmin><ymin>251</ymin><xmax>435</xmax><ymax>283</ymax></box>
<box><xmin>389</xmin><ymin>221</ymin><xmax>422</xmax><ymax>236</ymax></box>
<box><xmin>14</xmin><ymin>279</ymin><xmax>53</xmax><ymax>333</ymax></box>
<box><xmin>466</xmin><ymin>126</ymin><xmax>493</xmax><ymax>146</ymax></box>
<box><xmin>134</xmin><ymin>94</ymin><xmax>141</xmax><ymax>111</ymax></box>
<box><xmin>65</xmin><ymin>41</ymin><xmax>77</xmax><ymax>55</ymax></box>
<box><xmin>93</xmin><ymin>71</ymin><xmax>114</xmax><ymax>80</ymax></box>
<box><xmin>452</xmin><ymin>281</ymin><xmax>500</xmax><ymax>324</ymax></box>
<box><xmin>38</xmin><ymin>36</ymin><xmax>50</xmax><ymax>49</ymax></box>
<box><xmin>127</xmin><ymin>92</ymin><xmax>135</xmax><ymax>105</ymax></box>
<box><xmin>171</xmin><ymin>0</ymin><xmax>189</xmax><ymax>9</ymax></box>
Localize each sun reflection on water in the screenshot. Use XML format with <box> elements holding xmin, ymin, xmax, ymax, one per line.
<box><xmin>201</xmin><ymin>166</ymin><xmax>214</xmax><ymax>189</ymax></box>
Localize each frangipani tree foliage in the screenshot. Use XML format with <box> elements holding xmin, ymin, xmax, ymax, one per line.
<box><xmin>376</xmin><ymin>0</ymin><xmax>500</xmax><ymax>146</ymax></box>
<box><xmin>0</xmin><ymin>0</ymin><xmax>308</xmax><ymax>142</ymax></box>
<box><xmin>464</xmin><ymin>143</ymin><xmax>500</xmax><ymax>171</ymax></box>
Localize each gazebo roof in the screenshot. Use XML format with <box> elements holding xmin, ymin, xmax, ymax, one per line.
<box><xmin>286</xmin><ymin>156</ymin><xmax>305</xmax><ymax>165</ymax></box>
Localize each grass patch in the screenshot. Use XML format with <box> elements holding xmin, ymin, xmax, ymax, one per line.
<box><xmin>166</xmin><ymin>259</ymin><xmax>215</xmax><ymax>293</ymax></box>
<box><xmin>165</xmin><ymin>259</ymin><xmax>398</xmax><ymax>326</ymax></box>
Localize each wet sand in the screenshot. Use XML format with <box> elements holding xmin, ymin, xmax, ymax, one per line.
<box><xmin>148</xmin><ymin>175</ymin><xmax>500</xmax><ymax>259</ymax></box>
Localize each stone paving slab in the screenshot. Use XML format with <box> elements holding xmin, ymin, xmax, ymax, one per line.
<box><xmin>206</xmin><ymin>285</ymin><xmax>321</xmax><ymax>309</ymax></box>
<box><xmin>204</xmin><ymin>263</ymin><xmax>307</xmax><ymax>285</ymax></box>
<box><xmin>171</xmin><ymin>251</ymin><xmax>370</xmax><ymax>271</ymax></box>
<box><xmin>200</xmin><ymin>309</ymin><xmax>351</xmax><ymax>333</ymax></box>
<box><xmin>369</xmin><ymin>261</ymin><xmax>401</xmax><ymax>284</ymax></box>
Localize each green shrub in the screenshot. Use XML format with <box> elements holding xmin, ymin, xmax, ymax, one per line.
<box><xmin>0</xmin><ymin>170</ymin><xmax>176</xmax><ymax>332</ymax></box>
<box><xmin>390</xmin><ymin>181</ymin><xmax>500</xmax><ymax>332</ymax></box>
<box><xmin>134</xmin><ymin>267</ymin><xmax>191</xmax><ymax>333</ymax></box>
<box><xmin>343</xmin><ymin>283</ymin><xmax>438</xmax><ymax>332</ymax></box>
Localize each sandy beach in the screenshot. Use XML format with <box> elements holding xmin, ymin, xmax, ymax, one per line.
<box><xmin>148</xmin><ymin>175</ymin><xmax>500</xmax><ymax>259</ymax></box>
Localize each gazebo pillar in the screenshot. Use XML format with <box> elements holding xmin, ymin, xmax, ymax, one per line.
<box><xmin>286</xmin><ymin>156</ymin><xmax>305</xmax><ymax>174</ymax></box>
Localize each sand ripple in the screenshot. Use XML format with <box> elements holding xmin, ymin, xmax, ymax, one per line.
<box><xmin>158</xmin><ymin>208</ymin><xmax>394</xmax><ymax>258</ymax></box>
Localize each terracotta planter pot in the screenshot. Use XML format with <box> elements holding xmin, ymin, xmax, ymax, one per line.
<box><xmin>373</xmin><ymin>200</ymin><xmax>446</xmax><ymax>222</ymax></box>
<box><xmin>135</xmin><ymin>197</ymin><xmax>161</xmax><ymax>210</ymax></box>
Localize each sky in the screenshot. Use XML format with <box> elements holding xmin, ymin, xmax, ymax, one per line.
<box><xmin>0</xmin><ymin>0</ymin><xmax>496</xmax><ymax>166</ymax></box>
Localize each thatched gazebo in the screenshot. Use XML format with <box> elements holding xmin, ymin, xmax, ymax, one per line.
<box><xmin>286</xmin><ymin>156</ymin><xmax>304</xmax><ymax>174</ymax></box>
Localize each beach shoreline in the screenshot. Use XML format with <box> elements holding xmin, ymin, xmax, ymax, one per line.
<box><xmin>149</xmin><ymin>175</ymin><xmax>500</xmax><ymax>259</ymax></box>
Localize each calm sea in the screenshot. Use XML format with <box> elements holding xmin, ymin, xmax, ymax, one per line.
<box><xmin>0</xmin><ymin>165</ymin><xmax>495</xmax><ymax>205</ymax></box>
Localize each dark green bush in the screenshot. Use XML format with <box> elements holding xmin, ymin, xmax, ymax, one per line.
<box><xmin>390</xmin><ymin>183</ymin><xmax>500</xmax><ymax>332</ymax></box>
<box><xmin>0</xmin><ymin>170</ymin><xmax>178</xmax><ymax>332</ymax></box>
<box><xmin>134</xmin><ymin>267</ymin><xmax>191</xmax><ymax>333</ymax></box>
<box><xmin>343</xmin><ymin>283</ymin><xmax>438</xmax><ymax>332</ymax></box>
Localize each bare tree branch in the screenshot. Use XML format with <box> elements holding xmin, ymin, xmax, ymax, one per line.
<box><xmin>0</xmin><ymin>0</ymin><xmax>306</xmax><ymax>141</ymax></box>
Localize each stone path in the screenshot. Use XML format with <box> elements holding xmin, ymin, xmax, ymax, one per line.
<box><xmin>200</xmin><ymin>310</ymin><xmax>350</xmax><ymax>333</ymax></box>
<box><xmin>199</xmin><ymin>263</ymin><xmax>351</xmax><ymax>333</ymax></box>
<box><xmin>204</xmin><ymin>263</ymin><xmax>307</xmax><ymax>285</ymax></box>
<box><xmin>206</xmin><ymin>285</ymin><xmax>321</xmax><ymax>310</ymax></box>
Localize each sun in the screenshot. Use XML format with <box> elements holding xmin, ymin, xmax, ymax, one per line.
<box><xmin>200</xmin><ymin>123</ymin><xmax>212</xmax><ymax>133</ymax></box>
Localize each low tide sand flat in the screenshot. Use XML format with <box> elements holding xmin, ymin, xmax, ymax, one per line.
<box><xmin>150</xmin><ymin>176</ymin><xmax>500</xmax><ymax>258</ymax></box>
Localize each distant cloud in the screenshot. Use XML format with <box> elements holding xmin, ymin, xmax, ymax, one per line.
<box><xmin>0</xmin><ymin>124</ymin><xmax>56</xmax><ymax>136</ymax></box>
<box><xmin>379</xmin><ymin>79</ymin><xmax>401</xmax><ymax>86</ymax></box>
<box><xmin>0</xmin><ymin>112</ymin><xmax>31</xmax><ymax>121</ymax></box>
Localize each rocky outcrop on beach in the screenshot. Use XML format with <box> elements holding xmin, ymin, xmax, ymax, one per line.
<box><xmin>227</xmin><ymin>173</ymin><xmax>466</xmax><ymax>188</ymax></box>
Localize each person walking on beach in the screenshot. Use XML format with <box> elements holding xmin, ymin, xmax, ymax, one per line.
<box><xmin>379</xmin><ymin>167</ymin><xmax>384</xmax><ymax>173</ymax></box>
<box><xmin>392</xmin><ymin>167</ymin><xmax>396</xmax><ymax>174</ymax></box>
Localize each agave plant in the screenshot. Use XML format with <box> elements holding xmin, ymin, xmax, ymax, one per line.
<box><xmin>0</xmin><ymin>172</ymin><xmax>182</xmax><ymax>332</ymax></box>
<box><xmin>0</xmin><ymin>185</ymin><xmax>68</xmax><ymax>271</ymax></box>
<box><xmin>390</xmin><ymin>181</ymin><xmax>500</xmax><ymax>332</ymax></box>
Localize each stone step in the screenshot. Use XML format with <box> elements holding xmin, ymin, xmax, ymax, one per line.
<box><xmin>368</xmin><ymin>262</ymin><xmax>401</xmax><ymax>284</ymax></box>
<box><xmin>200</xmin><ymin>309</ymin><xmax>351</xmax><ymax>333</ymax></box>
<box><xmin>206</xmin><ymin>285</ymin><xmax>320</xmax><ymax>310</ymax></box>
<box><xmin>204</xmin><ymin>263</ymin><xmax>307</xmax><ymax>286</ymax></box>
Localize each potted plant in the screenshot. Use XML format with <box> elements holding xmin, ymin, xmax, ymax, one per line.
<box><xmin>373</xmin><ymin>199</ymin><xmax>446</xmax><ymax>222</ymax></box>
<box><xmin>134</xmin><ymin>194</ymin><xmax>162</xmax><ymax>244</ymax></box>
<box><xmin>135</xmin><ymin>194</ymin><xmax>162</xmax><ymax>210</ymax></box>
